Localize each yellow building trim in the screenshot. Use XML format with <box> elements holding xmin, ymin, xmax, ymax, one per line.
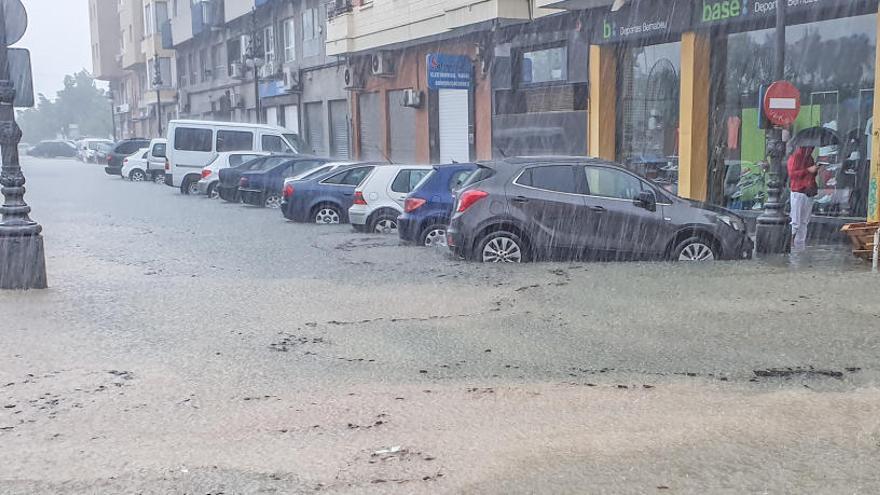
<box><xmin>678</xmin><ymin>32</ymin><xmax>711</xmax><ymax>202</ymax></box>
<box><xmin>870</xmin><ymin>4</ymin><xmax>880</xmax><ymax>222</ymax></box>
<box><xmin>589</xmin><ymin>45</ymin><xmax>616</xmax><ymax>160</ymax></box>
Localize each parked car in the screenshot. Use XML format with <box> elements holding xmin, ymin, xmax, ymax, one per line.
<box><xmin>93</xmin><ymin>142</ymin><xmax>114</xmax><ymax>165</ymax></box>
<box><xmin>104</xmin><ymin>138</ymin><xmax>151</xmax><ymax>176</ymax></box>
<box><xmin>397</xmin><ymin>163</ymin><xmax>477</xmax><ymax>247</ymax></box>
<box><xmin>238</xmin><ymin>156</ymin><xmax>331</xmax><ymax>208</ymax></box>
<box><xmin>28</xmin><ymin>140</ymin><xmax>77</xmax><ymax>158</ymax></box>
<box><xmin>77</xmin><ymin>138</ymin><xmax>113</xmax><ymax>162</ymax></box>
<box><xmin>216</xmin><ymin>155</ymin><xmax>299</xmax><ymax>203</ymax></box>
<box><xmin>119</xmin><ymin>139</ymin><xmax>166</xmax><ymax>182</ymax></box>
<box><xmin>197</xmin><ymin>152</ymin><xmax>270</xmax><ymax>198</ymax></box>
<box><xmin>281</xmin><ymin>163</ymin><xmax>378</xmax><ymax>224</ymax></box>
<box><xmin>348</xmin><ymin>164</ymin><xmax>434</xmax><ymax>234</ymax></box>
<box><xmin>165</xmin><ymin>119</ymin><xmax>304</xmax><ymax>195</ymax></box>
<box><xmin>120</xmin><ymin>148</ymin><xmax>150</xmax><ymax>181</ymax></box>
<box><xmin>446</xmin><ymin>156</ymin><xmax>754</xmax><ymax>263</ymax></box>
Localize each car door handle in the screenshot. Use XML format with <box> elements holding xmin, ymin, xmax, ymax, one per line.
<box><xmin>512</xmin><ymin>196</ymin><xmax>529</xmax><ymax>203</ymax></box>
<box><xmin>588</xmin><ymin>205</ymin><xmax>606</xmax><ymax>212</ymax></box>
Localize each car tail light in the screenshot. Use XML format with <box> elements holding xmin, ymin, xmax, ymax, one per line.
<box><xmin>353</xmin><ymin>191</ymin><xmax>367</xmax><ymax>205</ymax></box>
<box><xmin>164</xmin><ymin>158</ymin><xmax>170</xmax><ymax>171</ymax></box>
<box><xmin>201</xmin><ymin>169</ymin><xmax>212</xmax><ymax>179</ymax></box>
<box><xmin>107</xmin><ymin>155</ymin><xmax>112</xmax><ymax>165</ymax></box>
<box><xmin>123</xmin><ymin>158</ymin><xmax>128</xmax><ymax>164</ymax></box>
<box><xmin>456</xmin><ymin>190</ymin><xmax>488</xmax><ymax>213</ymax></box>
<box><xmin>239</xmin><ymin>177</ymin><xmax>249</xmax><ymax>187</ymax></box>
<box><xmin>404</xmin><ymin>197</ymin><xmax>427</xmax><ymax>213</ymax></box>
<box><xmin>283</xmin><ymin>183</ymin><xmax>294</xmax><ymax>199</ymax></box>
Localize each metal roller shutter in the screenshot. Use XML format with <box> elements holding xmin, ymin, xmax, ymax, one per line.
<box><xmin>329</xmin><ymin>100</ymin><xmax>350</xmax><ymax>159</ymax></box>
<box><xmin>388</xmin><ymin>89</ymin><xmax>417</xmax><ymax>163</ymax></box>
<box><xmin>305</xmin><ymin>102</ymin><xmax>326</xmax><ymax>156</ymax></box>
<box><xmin>358</xmin><ymin>92</ymin><xmax>382</xmax><ymax>160</ymax></box>
<box><xmin>439</xmin><ymin>89</ymin><xmax>470</xmax><ymax>164</ymax></box>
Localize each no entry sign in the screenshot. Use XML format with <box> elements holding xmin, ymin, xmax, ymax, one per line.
<box><xmin>763</xmin><ymin>81</ymin><xmax>801</xmax><ymax>127</ymax></box>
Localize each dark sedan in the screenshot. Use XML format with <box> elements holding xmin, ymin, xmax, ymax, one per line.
<box><xmin>217</xmin><ymin>155</ymin><xmax>297</xmax><ymax>203</ymax></box>
<box><xmin>238</xmin><ymin>156</ymin><xmax>331</xmax><ymax>208</ymax></box>
<box><xmin>104</xmin><ymin>138</ymin><xmax>150</xmax><ymax>176</ymax></box>
<box><xmin>28</xmin><ymin>140</ymin><xmax>77</xmax><ymax>158</ymax></box>
<box><xmin>447</xmin><ymin>156</ymin><xmax>754</xmax><ymax>263</ymax></box>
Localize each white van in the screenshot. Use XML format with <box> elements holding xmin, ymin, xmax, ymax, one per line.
<box><xmin>165</xmin><ymin>120</ymin><xmax>304</xmax><ymax>195</ymax></box>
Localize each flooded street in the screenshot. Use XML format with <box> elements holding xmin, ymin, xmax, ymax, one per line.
<box><xmin>1</xmin><ymin>159</ymin><xmax>879</xmax><ymax>493</ymax></box>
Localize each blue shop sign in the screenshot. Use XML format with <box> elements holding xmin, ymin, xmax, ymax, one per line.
<box><xmin>426</xmin><ymin>54</ymin><xmax>472</xmax><ymax>91</ymax></box>
<box><xmin>259</xmin><ymin>80</ymin><xmax>287</xmax><ymax>99</ymax></box>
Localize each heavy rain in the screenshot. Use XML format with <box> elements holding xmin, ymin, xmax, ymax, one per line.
<box><xmin>1</xmin><ymin>0</ymin><xmax>879</xmax><ymax>493</ymax></box>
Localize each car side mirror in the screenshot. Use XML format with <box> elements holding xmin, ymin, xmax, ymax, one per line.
<box><xmin>634</xmin><ymin>191</ymin><xmax>657</xmax><ymax>212</ymax></box>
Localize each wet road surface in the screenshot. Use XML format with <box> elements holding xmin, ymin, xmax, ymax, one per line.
<box><xmin>2</xmin><ymin>158</ymin><xmax>879</xmax><ymax>493</ymax></box>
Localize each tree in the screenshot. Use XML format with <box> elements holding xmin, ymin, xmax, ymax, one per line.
<box><xmin>17</xmin><ymin>70</ymin><xmax>111</xmax><ymax>143</ymax></box>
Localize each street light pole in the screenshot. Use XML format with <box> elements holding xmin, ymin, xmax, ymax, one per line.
<box><xmin>0</xmin><ymin>1</ymin><xmax>47</xmax><ymax>289</ymax></box>
<box><xmin>755</xmin><ymin>0</ymin><xmax>788</xmax><ymax>254</ymax></box>
<box><xmin>108</xmin><ymin>89</ymin><xmax>117</xmax><ymax>141</ymax></box>
<box><xmin>153</xmin><ymin>56</ymin><xmax>163</xmax><ymax>137</ymax></box>
<box><xmin>246</xmin><ymin>7</ymin><xmax>263</xmax><ymax>124</ymax></box>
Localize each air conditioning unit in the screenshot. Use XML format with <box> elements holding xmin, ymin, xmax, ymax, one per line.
<box><xmin>343</xmin><ymin>65</ymin><xmax>364</xmax><ymax>90</ymax></box>
<box><xmin>261</xmin><ymin>60</ymin><xmax>276</xmax><ymax>79</ymax></box>
<box><xmin>371</xmin><ymin>52</ymin><xmax>394</xmax><ymax>77</ymax></box>
<box><xmin>114</xmin><ymin>103</ymin><xmax>130</xmax><ymax>114</ymax></box>
<box><xmin>401</xmin><ymin>89</ymin><xmax>423</xmax><ymax>108</ymax></box>
<box><xmin>283</xmin><ymin>66</ymin><xmax>300</xmax><ymax>91</ymax></box>
<box><xmin>230</xmin><ymin>62</ymin><xmax>245</xmax><ymax>79</ymax></box>
<box><xmin>230</xmin><ymin>91</ymin><xmax>244</xmax><ymax>109</ymax></box>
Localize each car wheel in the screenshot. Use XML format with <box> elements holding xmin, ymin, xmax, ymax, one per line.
<box><xmin>314</xmin><ymin>205</ymin><xmax>341</xmax><ymax>224</ymax></box>
<box><xmin>153</xmin><ymin>173</ymin><xmax>165</xmax><ymax>185</ymax></box>
<box><xmin>181</xmin><ymin>176</ymin><xmax>199</xmax><ymax>195</ymax></box>
<box><xmin>478</xmin><ymin>231</ymin><xmax>527</xmax><ymax>263</ymax></box>
<box><xmin>420</xmin><ymin>224</ymin><xmax>447</xmax><ymax>248</ymax></box>
<box><xmin>129</xmin><ymin>169</ymin><xmax>146</xmax><ymax>182</ymax></box>
<box><xmin>370</xmin><ymin>213</ymin><xmax>398</xmax><ymax>235</ymax></box>
<box><xmin>264</xmin><ymin>194</ymin><xmax>283</xmax><ymax>209</ymax></box>
<box><xmin>673</xmin><ymin>236</ymin><xmax>718</xmax><ymax>262</ymax></box>
<box><xmin>206</xmin><ymin>183</ymin><xmax>219</xmax><ymax>199</ymax></box>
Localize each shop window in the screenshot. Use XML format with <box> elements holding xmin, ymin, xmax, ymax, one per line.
<box><xmin>710</xmin><ymin>14</ymin><xmax>877</xmax><ymax>218</ymax></box>
<box><xmin>520</xmin><ymin>46</ymin><xmax>568</xmax><ymax>85</ymax></box>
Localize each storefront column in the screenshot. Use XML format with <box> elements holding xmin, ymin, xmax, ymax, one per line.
<box><xmin>678</xmin><ymin>31</ymin><xmax>710</xmax><ymax>202</ymax></box>
<box><xmin>588</xmin><ymin>45</ymin><xmax>616</xmax><ymax>160</ymax></box>
<box><xmin>870</xmin><ymin>5</ymin><xmax>880</xmax><ymax>222</ymax></box>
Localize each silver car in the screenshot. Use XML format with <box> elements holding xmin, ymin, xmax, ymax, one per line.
<box><xmin>197</xmin><ymin>151</ymin><xmax>269</xmax><ymax>198</ymax></box>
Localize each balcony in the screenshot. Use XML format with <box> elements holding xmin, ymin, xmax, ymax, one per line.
<box><xmin>327</xmin><ymin>0</ymin><xmax>353</xmax><ymax>19</ymax></box>
<box><xmin>160</xmin><ymin>20</ymin><xmax>174</xmax><ymax>49</ymax></box>
<box><xmin>325</xmin><ymin>0</ymin><xmax>544</xmax><ymax>56</ymax></box>
<box><xmin>192</xmin><ymin>0</ymin><xmax>225</xmax><ymax>37</ymax></box>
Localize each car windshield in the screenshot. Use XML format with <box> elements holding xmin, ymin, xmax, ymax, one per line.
<box><xmin>8</xmin><ymin>3</ymin><xmax>879</xmax><ymax>494</ymax></box>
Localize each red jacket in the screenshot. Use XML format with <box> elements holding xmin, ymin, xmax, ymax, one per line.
<box><xmin>788</xmin><ymin>147</ymin><xmax>817</xmax><ymax>194</ymax></box>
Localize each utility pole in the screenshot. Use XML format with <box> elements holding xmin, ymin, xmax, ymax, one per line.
<box><xmin>153</xmin><ymin>55</ymin><xmax>163</xmax><ymax>136</ymax></box>
<box><xmin>755</xmin><ymin>0</ymin><xmax>788</xmax><ymax>254</ymax></box>
<box><xmin>0</xmin><ymin>0</ymin><xmax>47</xmax><ymax>289</ymax></box>
<box><xmin>246</xmin><ymin>7</ymin><xmax>264</xmax><ymax>124</ymax></box>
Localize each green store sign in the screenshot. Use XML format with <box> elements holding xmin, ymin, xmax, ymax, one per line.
<box><xmin>696</xmin><ymin>0</ymin><xmax>879</xmax><ymax>26</ymax></box>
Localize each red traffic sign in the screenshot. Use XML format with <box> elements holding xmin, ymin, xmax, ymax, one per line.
<box><xmin>763</xmin><ymin>81</ymin><xmax>801</xmax><ymax>127</ymax></box>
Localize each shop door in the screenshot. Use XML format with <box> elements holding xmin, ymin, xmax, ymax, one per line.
<box><xmin>329</xmin><ymin>99</ymin><xmax>351</xmax><ymax>159</ymax></box>
<box><xmin>439</xmin><ymin>89</ymin><xmax>470</xmax><ymax>163</ymax></box>
<box><xmin>305</xmin><ymin>102</ymin><xmax>326</xmax><ymax>156</ymax></box>
<box><xmin>265</xmin><ymin>107</ymin><xmax>278</xmax><ymax>127</ymax></box>
<box><xmin>283</xmin><ymin>105</ymin><xmax>299</xmax><ymax>133</ymax></box>
<box><xmin>358</xmin><ymin>92</ymin><xmax>383</xmax><ymax>160</ymax></box>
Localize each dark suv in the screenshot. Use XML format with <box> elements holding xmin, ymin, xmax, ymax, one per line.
<box><xmin>446</xmin><ymin>157</ymin><xmax>753</xmax><ymax>263</ymax></box>
<box><xmin>104</xmin><ymin>138</ymin><xmax>151</xmax><ymax>176</ymax></box>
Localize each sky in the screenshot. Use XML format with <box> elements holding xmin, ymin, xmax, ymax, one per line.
<box><xmin>18</xmin><ymin>0</ymin><xmax>96</xmax><ymax>99</ymax></box>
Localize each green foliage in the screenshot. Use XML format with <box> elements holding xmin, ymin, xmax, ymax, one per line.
<box><xmin>17</xmin><ymin>70</ymin><xmax>112</xmax><ymax>143</ymax></box>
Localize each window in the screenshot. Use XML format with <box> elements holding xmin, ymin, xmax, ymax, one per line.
<box><xmin>174</xmin><ymin>128</ymin><xmax>212</xmax><ymax>152</ymax></box>
<box><xmin>227</xmin><ymin>38</ymin><xmax>241</xmax><ymax>76</ymax></box>
<box><xmin>200</xmin><ymin>48</ymin><xmax>209</xmax><ymax>82</ymax></box>
<box><xmin>228</xmin><ymin>154</ymin><xmax>260</xmax><ymax>167</ymax></box>
<box><xmin>299</xmin><ymin>165</ymin><xmax>333</xmax><ymax>181</ymax></box>
<box><xmin>177</xmin><ymin>56</ymin><xmax>187</xmax><ymax>87</ymax></box>
<box><xmin>302</xmin><ymin>8</ymin><xmax>319</xmax><ymax>58</ymax></box>
<box><xmin>210</xmin><ymin>45</ymin><xmax>221</xmax><ymax>79</ymax></box>
<box><xmin>282</xmin><ymin>18</ymin><xmax>296</xmax><ymax>63</ymax></box>
<box><xmin>173</xmin><ymin>0</ymin><xmax>178</xmax><ymax>17</ymax></box>
<box><xmin>188</xmin><ymin>52</ymin><xmax>196</xmax><ymax>86</ymax></box>
<box><xmin>216</xmin><ymin>130</ymin><xmax>254</xmax><ymax>152</ymax></box>
<box><xmin>449</xmin><ymin>169</ymin><xmax>473</xmax><ymax>191</ymax></box>
<box><xmin>283</xmin><ymin>133</ymin><xmax>303</xmax><ymax>153</ymax></box>
<box><xmin>262</xmin><ymin>25</ymin><xmax>275</xmax><ymax>77</ymax></box>
<box><xmin>288</xmin><ymin>160</ymin><xmax>325</xmax><ymax>178</ymax></box>
<box><xmin>584</xmin><ymin>167</ymin><xmax>643</xmax><ymax>200</ymax></box>
<box><xmin>262</xmin><ymin>134</ymin><xmax>291</xmax><ymax>153</ymax></box>
<box><xmin>144</xmin><ymin>4</ymin><xmax>153</xmax><ymax>36</ymax></box>
<box><xmin>515</xmin><ymin>165</ymin><xmax>578</xmax><ymax>194</ymax></box>
<box><xmin>391</xmin><ymin>169</ymin><xmax>431</xmax><ymax>194</ymax></box>
<box><xmin>152</xmin><ymin>143</ymin><xmax>166</xmax><ymax>158</ymax></box>
<box><xmin>155</xmin><ymin>2</ymin><xmax>169</xmax><ymax>30</ymax></box>
<box><xmin>323</xmin><ymin>167</ymin><xmax>373</xmax><ymax>186</ymax></box>
<box><xmin>521</xmin><ymin>46</ymin><xmax>568</xmax><ymax>84</ymax></box>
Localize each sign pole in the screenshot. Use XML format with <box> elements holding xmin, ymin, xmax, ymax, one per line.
<box><xmin>755</xmin><ymin>1</ymin><xmax>789</xmax><ymax>255</ymax></box>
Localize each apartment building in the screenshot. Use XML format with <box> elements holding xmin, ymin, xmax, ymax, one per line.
<box><xmin>89</xmin><ymin>0</ymin><xmax>177</xmax><ymax>140</ymax></box>
<box><xmin>167</xmin><ymin>0</ymin><xmax>351</xmax><ymax>157</ymax></box>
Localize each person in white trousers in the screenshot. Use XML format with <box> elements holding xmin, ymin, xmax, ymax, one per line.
<box><xmin>787</xmin><ymin>146</ymin><xmax>819</xmax><ymax>251</ymax></box>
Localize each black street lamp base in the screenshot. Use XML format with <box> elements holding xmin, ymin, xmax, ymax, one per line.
<box><xmin>755</xmin><ymin>220</ymin><xmax>791</xmax><ymax>255</ymax></box>
<box><xmin>0</xmin><ymin>233</ymin><xmax>47</xmax><ymax>289</ymax></box>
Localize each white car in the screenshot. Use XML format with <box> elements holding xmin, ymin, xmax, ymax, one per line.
<box><xmin>120</xmin><ymin>148</ymin><xmax>151</xmax><ymax>181</ymax></box>
<box><xmin>77</xmin><ymin>138</ymin><xmax>113</xmax><ymax>162</ymax></box>
<box><xmin>348</xmin><ymin>164</ymin><xmax>433</xmax><ymax>234</ymax></box>
<box><xmin>196</xmin><ymin>151</ymin><xmax>269</xmax><ymax>198</ymax></box>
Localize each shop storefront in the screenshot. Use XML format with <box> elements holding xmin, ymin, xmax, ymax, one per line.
<box><xmin>581</xmin><ymin>0</ymin><xmax>880</xmax><ymax>224</ymax></box>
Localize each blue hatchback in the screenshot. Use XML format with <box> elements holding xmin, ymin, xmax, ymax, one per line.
<box><xmin>281</xmin><ymin>163</ymin><xmax>378</xmax><ymax>224</ymax></box>
<box><xmin>397</xmin><ymin>163</ymin><xmax>477</xmax><ymax>247</ymax></box>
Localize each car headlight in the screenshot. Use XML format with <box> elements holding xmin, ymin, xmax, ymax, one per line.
<box><xmin>717</xmin><ymin>214</ymin><xmax>744</xmax><ymax>232</ymax></box>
